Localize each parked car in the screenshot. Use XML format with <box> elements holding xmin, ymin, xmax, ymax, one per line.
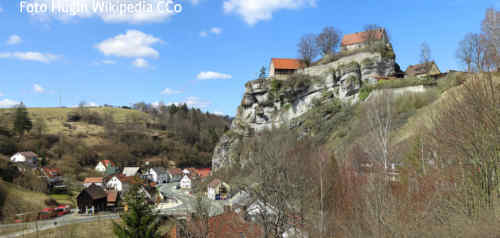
<box><xmin>54</xmin><ymin>205</ymin><xmax>71</xmax><ymax>217</ymax></box>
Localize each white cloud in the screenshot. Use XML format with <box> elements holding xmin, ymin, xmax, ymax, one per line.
<box><xmin>185</xmin><ymin>96</ymin><xmax>211</xmax><ymax>108</ymax></box>
<box><xmin>213</xmin><ymin>111</ymin><xmax>225</xmax><ymax>116</ymax></box>
<box><xmin>0</xmin><ymin>52</ymin><xmax>59</xmax><ymax>63</ymax></box>
<box><xmin>223</xmin><ymin>0</ymin><xmax>316</xmax><ymax>25</ymax></box>
<box><xmin>161</xmin><ymin>88</ymin><xmax>182</xmax><ymax>95</ymax></box>
<box><xmin>0</xmin><ymin>99</ymin><xmax>20</xmax><ymax>108</ymax></box>
<box><xmin>101</xmin><ymin>59</ymin><xmax>116</xmax><ymax>64</ymax></box>
<box><xmin>96</xmin><ymin>30</ymin><xmax>161</xmax><ymax>58</ymax></box>
<box><xmin>0</xmin><ymin>7</ymin><xmax>3</xmax><ymax>13</ymax></box>
<box><xmin>27</xmin><ymin>0</ymin><xmax>179</xmax><ymax>24</ymax></box>
<box><xmin>86</xmin><ymin>102</ymin><xmax>98</xmax><ymax>107</ymax></box>
<box><xmin>132</xmin><ymin>58</ymin><xmax>149</xmax><ymax>68</ymax></box>
<box><xmin>197</xmin><ymin>71</ymin><xmax>232</xmax><ymax>80</ymax></box>
<box><xmin>210</xmin><ymin>27</ymin><xmax>222</xmax><ymax>35</ymax></box>
<box><xmin>33</xmin><ymin>84</ymin><xmax>45</xmax><ymax>93</ymax></box>
<box><xmin>200</xmin><ymin>27</ymin><xmax>222</xmax><ymax>37</ymax></box>
<box><xmin>6</xmin><ymin>35</ymin><xmax>22</xmax><ymax>45</ymax></box>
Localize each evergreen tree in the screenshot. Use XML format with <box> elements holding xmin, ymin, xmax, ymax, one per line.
<box><xmin>113</xmin><ymin>185</ymin><xmax>161</xmax><ymax>238</ymax></box>
<box><xmin>13</xmin><ymin>102</ymin><xmax>32</xmax><ymax>141</ymax></box>
<box><xmin>258</xmin><ymin>66</ymin><xmax>267</xmax><ymax>79</ymax></box>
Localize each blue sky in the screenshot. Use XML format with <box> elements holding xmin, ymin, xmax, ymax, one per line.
<box><xmin>0</xmin><ymin>0</ymin><xmax>497</xmax><ymax>115</ymax></box>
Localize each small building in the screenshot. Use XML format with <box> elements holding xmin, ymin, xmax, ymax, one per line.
<box><xmin>106</xmin><ymin>190</ymin><xmax>120</xmax><ymax>210</ymax></box>
<box><xmin>167</xmin><ymin>168</ymin><xmax>183</xmax><ymax>182</ymax></box>
<box><xmin>122</xmin><ymin>167</ymin><xmax>141</xmax><ymax>177</ymax></box>
<box><xmin>10</xmin><ymin>152</ymin><xmax>39</xmax><ymax>165</ymax></box>
<box><xmin>105</xmin><ymin>175</ymin><xmax>124</xmax><ymax>192</ymax></box>
<box><xmin>406</xmin><ymin>61</ymin><xmax>441</xmax><ymax>78</ymax></box>
<box><xmin>95</xmin><ymin>160</ymin><xmax>117</xmax><ymax>173</ymax></box>
<box><xmin>269</xmin><ymin>58</ymin><xmax>303</xmax><ymax>80</ymax></box>
<box><xmin>83</xmin><ymin>177</ymin><xmax>104</xmax><ymax>188</ymax></box>
<box><xmin>180</xmin><ymin>175</ymin><xmax>191</xmax><ymax>189</ymax></box>
<box><xmin>148</xmin><ymin>167</ymin><xmax>170</xmax><ymax>184</ymax></box>
<box><xmin>77</xmin><ymin>184</ymin><xmax>107</xmax><ymax>213</ymax></box>
<box><xmin>207</xmin><ymin>179</ymin><xmax>231</xmax><ymax>200</ymax></box>
<box><xmin>341</xmin><ymin>28</ymin><xmax>388</xmax><ymax>51</ymax></box>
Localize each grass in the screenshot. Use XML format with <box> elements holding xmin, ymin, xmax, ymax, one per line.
<box><xmin>49</xmin><ymin>194</ymin><xmax>74</xmax><ymax>206</ymax></box>
<box><xmin>0</xmin><ymin>180</ymin><xmax>51</xmax><ymax>223</ymax></box>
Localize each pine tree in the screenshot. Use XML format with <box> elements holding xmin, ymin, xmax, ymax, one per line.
<box><xmin>13</xmin><ymin>102</ymin><xmax>32</xmax><ymax>141</ymax></box>
<box><xmin>113</xmin><ymin>185</ymin><xmax>161</xmax><ymax>238</ymax></box>
<box><xmin>258</xmin><ymin>66</ymin><xmax>267</xmax><ymax>79</ymax></box>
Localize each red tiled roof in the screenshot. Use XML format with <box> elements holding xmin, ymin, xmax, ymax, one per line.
<box><xmin>196</xmin><ymin>168</ymin><xmax>211</xmax><ymax>178</ymax></box>
<box><xmin>341</xmin><ymin>29</ymin><xmax>385</xmax><ymax>46</ymax></box>
<box><xmin>83</xmin><ymin>177</ymin><xmax>103</xmax><ymax>184</ymax></box>
<box><xmin>406</xmin><ymin>61</ymin><xmax>439</xmax><ymax>76</ymax></box>
<box><xmin>101</xmin><ymin>160</ymin><xmax>115</xmax><ymax>168</ymax></box>
<box><xmin>43</xmin><ymin>168</ymin><xmax>60</xmax><ymax>178</ymax></box>
<box><xmin>271</xmin><ymin>58</ymin><xmax>303</xmax><ymax>70</ymax></box>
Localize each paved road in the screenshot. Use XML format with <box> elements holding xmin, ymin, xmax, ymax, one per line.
<box><xmin>0</xmin><ymin>214</ymin><xmax>119</xmax><ymax>238</ymax></box>
<box><xmin>157</xmin><ymin>182</ymin><xmax>224</xmax><ymax>217</ymax></box>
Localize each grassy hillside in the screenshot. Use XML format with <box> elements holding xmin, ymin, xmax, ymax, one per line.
<box><xmin>0</xmin><ymin>179</ymin><xmax>51</xmax><ymax>222</ymax></box>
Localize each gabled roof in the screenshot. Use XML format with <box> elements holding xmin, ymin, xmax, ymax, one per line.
<box><xmin>271</xmin><ymin>58</ymin><xmax>303</xmax><ymax>70</ymax></box>
<box><xmin>100</xmin><ymin>160</ymin><xmax>115</xmax><ymax>168</ymax></box>
<box><xmin>341</xmin><ymin>28</ymin><xmax>385</xmax><ymax>46</ymax></box>
<box><xmin>196</xmin><ymin>168</ymin><xmax>211</xmax><ymax>178</ymax></box>
<box><xmin>406</xmin><ymin>61</ymin><xmax>440</xmax><ymax>76</ymax></box>
<box><xmin>122</xmin><ymin>167</ymin><xmax>140</xmax><ymax>177</ymax></box>
<box><xmin>83</xmin><ymin>177</ymin><xmax>103</xmax><ymax>184</ymax></box>
<box><xmin>18</xmin><ymin>152</ymin><xmax>38</xmax><ymax>159</ymax></box>
<box><xmin>82</xmin><ymin>184</ymin><xmax>107</xmax><ymax>200</ymax></box>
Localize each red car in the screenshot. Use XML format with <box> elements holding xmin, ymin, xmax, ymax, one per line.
<box><xmin>54</xmin><ymin>205</ymin><xmax>71</xmax><ymax>217</ymax></box>
<box><xmin>38</xmin><ymin>208</ymin><xmax>57</xmax><ymax>220</ymax></box>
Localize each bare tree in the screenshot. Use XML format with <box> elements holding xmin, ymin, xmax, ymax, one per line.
<box><xmin>419</xmin><ymin>42</ymin><xmax>432</xmax><ymax>64</ymax></box>
<box><xmin>316</xmin><ymin>27</ymin><xmax>341</xmax><ymax>56</ymax></box>
<box><xmin>481</xmin><ymin>8</ymin><xmax>500</xmax><ymax>71</ymax></box>
<box><xmin>298</xmin><ymin>34</ymin><xmax>319</xmax><ymax>67</ymax></box>
<box><xmin>363</xmin><ymin>24</ymin><xmax>385</xmax><ymax>48</ymax></box>
<box><xmin>364</xmin><ymin>90</ymin><xmax>394</xmax><ymax>170</ymax></box>
<box><xmin>456</xmin><ymin>33</ymin><xmax>476</xmax><ymax>72</ymax></box>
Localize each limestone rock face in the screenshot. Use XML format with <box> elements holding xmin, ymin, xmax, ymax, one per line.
<box><xmin>212</xmin><ymin>51</ymin><xmax>396</xmax><ymax>170</ymax></box>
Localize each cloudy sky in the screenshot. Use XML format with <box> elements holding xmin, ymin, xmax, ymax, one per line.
<box><xmin>0</xmin><ymin>0</ymin><xmax>497</xmax><ymax>115</ymax></box>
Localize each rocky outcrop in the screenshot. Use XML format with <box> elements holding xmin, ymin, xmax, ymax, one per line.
<box><xmin>212</xmin><ymin>51</ymin><xmax>396</xmax><ymax>170</ymax></box>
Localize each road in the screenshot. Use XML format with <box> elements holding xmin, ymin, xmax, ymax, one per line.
<box><xmin>157</xmin><ymin>182</ymin><xmax>224</xmax><ymax>217</ymax></box>
<box><xmin>0</xmin><ymin>213</ymin><xmax>119</xmax><ymax>238</ymax></box>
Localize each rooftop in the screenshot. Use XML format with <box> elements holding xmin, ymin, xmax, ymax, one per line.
<box><xmin>341</xmin><ymin>28</ymin><xmax>386</xmax><ymax>46</ymax></box>
<box><xmin>271</xmin><ymin>58</ymin><xmax>303</xmax><ymax>70</ymax></box>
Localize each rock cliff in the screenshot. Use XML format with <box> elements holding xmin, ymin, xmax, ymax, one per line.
<box><xmin>212</xmin><ymin>51</ymin><xmax>396</xmax><ymax>170</ymax></box>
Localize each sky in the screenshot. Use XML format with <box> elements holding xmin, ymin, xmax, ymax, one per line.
<box><xmin>0</xmin><ymin>0</ymin><xmax>498</xmax><ymax>115</ymax></box>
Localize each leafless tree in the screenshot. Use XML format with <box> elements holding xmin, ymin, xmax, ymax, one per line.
<box><xmin>456</xmin><ymin>33</ymin><xmax>477</xmax><ymax>72</ymax></box>
<box><xmin>419</xmin><ymin>42</ymin><xmax>432</xmax><ymax>64</ymax></box>
<box><xmin>481</xmin><ymin>8</ymin><xmax>500</xmax><ymax>71</ymax></box>
<box><xmin>316</xmin><ymin>27</ymin><xmax>341</xmax><ymax>56</ymax></box>
<box><xmin>364</xmin><ymin>90</ymin><xmax>394</xmax><ymax>170</ymax></box>
<box><xmin>298</xmin><ymin>34</ymin><xmax>319</xmax><ymax>67</ymax></box>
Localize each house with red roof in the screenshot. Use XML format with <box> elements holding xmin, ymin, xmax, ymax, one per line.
<box><xmin>341</xmin><ymin>28</ymin><xmax>388</xmax><ymax>51</ymax></box>
<box><xmin>269</xmin><ymin>58</ymin><xmax>304</xmax><ymax>80</ymax></box>
<box><xmin>95</xmin><ymin>160</ymin><xmax>117</xmax><ymax>174</ymax></box>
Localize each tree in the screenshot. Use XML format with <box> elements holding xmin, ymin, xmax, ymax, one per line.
<box><xmin>419</xmin><ymin>42</ymin><xmax>432</xmax><ymax>64</ymax></box>
<box><xmin>316</xmin><ymin>27</ymin><xmax>341</xmax><ymax>56</ymax></box>
<box><xmin>298</xmin><ymin>34</ymin><xmax>319</xmax><ymax>67</ymax></box>
<box><xmin>457</xmin><ymin>33</ymin><xmax>477</xmax><ymax>72</ymax></box>
<box><xmin>13</xmin><ymin>102</ymin><xmax>32</xmax><ymax>141</ymax></box>
<box><xmin>481</xmin><ymin>8</ymin><xmax>500</xmax><ymax>71</ymax></box>
<box><xmin>113</xmin><ymin>185</ymin><xmax>161</xmax><ymax>238</ymax></box>
<box><xmin>363</xmin><ymin>24</ymin><xmax>385</xmax><ymax>48</ymax></box>
<box><xmin>258</xmin><ymin>66</ymin><xmax>267</xmax><ymax>79</ymax></box>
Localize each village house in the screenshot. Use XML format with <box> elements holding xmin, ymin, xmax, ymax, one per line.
<box><xmin>77</xmin><ymin>184</ymin><xmax>107</xmax><ymax>213</ymax></box>
<box><xmin>10</xmin><ymin>152</ymin><xmax>39</xmax><ymax>166</ymax></box>
<box><xmin>83</xmin><ymin>177</ymin><xmax>104</xmax><ymax>188</ymax></box>
<box><xmin>105</xmin><ymin>175</ymin><xmax>124</xmax><ymax>192</ymax></box>
<box><xmin>174</xmin><ymin>206</ymin><xmax>262</xmax><ymax>238</ymax></box>
<box><xmin>168</xmin><ymin>168</ymin><xmax>183</xmax><ymax>182</ymax></box>
<box><xmin>207</xmin><ymin>179</ymin><xmax>231</xmax><ymax>200</ymax></box>
<box><xmin>341</xmin><ymin>28</ymin><xmax>388</xmax><ymax>51</ymax></box>
<box><xmin>180</xmin><ymin>175</ymin><xmax>192</xmax><ymax>189</ymax></box>
<box><xmin>95</xmin><ymin>160</ymin><xmax>117</xmax><ymax>174</ymax></box>
<box><xmin>148</xmin><ymin>167</ymin><xmax>170</xmax><ymax>184</ymax></box>
<box><xmin>269</xmin><ymin>58</ymin><xmax>303</xmax><ymax>80</ymax></box>
<box><xmin>106</xmin><ymin>190</ymin><xmax>120</xmax><ymax>211</ymax></box>
<box><xmin>406</xmin><ymin>61</ymin><xmax>441</xmax><ymax>78</ymax></box>
<box><xmin>122</xmin><ymin>167</ymin><xmax>141</xmax><ymax>177</ymax></box>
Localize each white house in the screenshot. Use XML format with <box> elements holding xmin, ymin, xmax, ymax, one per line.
<box><xmin>10</xmin><ymin>152</ymin><xmax>38</xmax><ymax>164</ymax></box>
<box><xmin>148</xmin><ymin>167</ymin><xmax>169</xmax><ymax>184</ymax></box>
<box><xmin>95</xmin><ymin>160</ymin><xmax>115</xmax><ymax>173</ymax></box>
<box><xmin>106</xmin><ymin>175</ymin><xmax>123</xmax><ymax>192</ymax></box>
<box><xmin>180</xmin><ymin>175</ymin><xmax>191</xmax><ymax>189</ymax></box>
<box><xmin>122</xmin><ymin>167</ymin><xmax>140</xmax><ymax>177</ymax></box>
